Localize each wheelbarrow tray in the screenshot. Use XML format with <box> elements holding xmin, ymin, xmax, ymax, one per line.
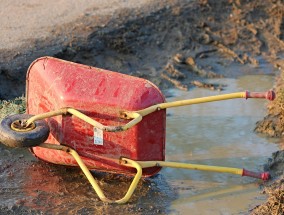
<box><xmin>26</xmin><ymin>57</ymin><xmax>166</xmax><ymax>176</ymax></box>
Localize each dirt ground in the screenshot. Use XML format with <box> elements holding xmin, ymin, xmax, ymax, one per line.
<box><xmin>0</xmin><ymin>0</ymin><xmax>185</xmax><ymax>99</ymax></box>
<box><xmin>2</xmin><ymin>0</ymin><xmax>284</xmax><ymax>214</ymax></box>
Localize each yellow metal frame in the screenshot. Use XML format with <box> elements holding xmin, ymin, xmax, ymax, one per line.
<box><xmin>26</xmin><ymin>107</ymin><xmax>142</xmax><ymax>132</ymax></box>
<box><xmin>123</xmin><ymin>92</ymin><xmax>248</xmax><ymax>118</ymax></box>
<box><xmin>38</xmin><ymin>143</ymin><xmax>246</xmax><ymax>204</ymax></box>
<box><xmin>23</xmin><ymin>91</ymin><xmax>266</xmax><ymax>203</ymax></box>
<box><xmin>39</xmin><ymin>143</ymin><xmax>142</xmax><ymax>204</ymax></box>
<box><xmin>26</xmin><ymin>92</ymin><xmax>248</xmax><ymax>131</ymax></box>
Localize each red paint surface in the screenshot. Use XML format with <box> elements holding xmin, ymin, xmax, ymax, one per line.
<box><xmin>26</xmin><ymin>57</ymin><xmax>166</xmax><ymax>176</ymax></box>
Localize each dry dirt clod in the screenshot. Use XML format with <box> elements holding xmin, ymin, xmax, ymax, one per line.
<box><xmin>197</xmin><ymin>33</ymin><xmax>212</xmax><ymax>45</ymax></box>
<box><xmin>161</xmin><ymin>72</ymin><xmax>188</xmax><ymax>91</ymax></box>
<box><xmin>191</xmin><ymin>80</ymin><xmax>223</xmax><ymax>91</ymax></box>
<box><xmin>173</xmin><ymin>53</ymin><xmax>185</xmax><ymax>64</ymax></box>
<box><xmin>165</xmin><ymin>63</ymin><xmax>186</xmax><ymax>79</ymax></box>
<box><xmin>185</xmin><ymin>56</ymin><xmax>196</xmax><ymax>66</ymax></box>
<box><xmin>195</xmin><ymin>49</ymin><xmax>218</xmax><ymax>59</ymax></box>
<box><xmin>241</xmin><ymin>53</ymin><xmax>259</xmax><ymax>66</ymax></box>
<box><xmin>213</xmin><ymin>41</ymin><xmax>245</xmax><ymax>64</ymax></box>
<box><xmin>185</xmin><ymin>57</ymin><xmax>223</xmax><ymax>78</ymax></box>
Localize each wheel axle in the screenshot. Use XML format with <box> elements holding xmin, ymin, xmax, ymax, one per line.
<box><xmin>11</xmin><ymin>120</ymin><xmax>36</xmax><ymax>132</ymax></box>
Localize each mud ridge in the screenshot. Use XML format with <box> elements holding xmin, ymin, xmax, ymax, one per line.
<box><xmin>2</xmin><ymin>0</ymin><xmax>281</xmax><ymax>99</ymax></box>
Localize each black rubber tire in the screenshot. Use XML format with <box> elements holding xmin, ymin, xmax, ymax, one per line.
<box><xmin>0</xmin><ymin>114</ymin><xmax>50</xmax><ymax>148</ymax></box>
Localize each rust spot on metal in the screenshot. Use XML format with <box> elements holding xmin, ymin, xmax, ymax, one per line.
<box><xmin>119</xmin><ymin>111</ymin><xmax>131</xmax><ymax>119</ymax></box>
<box><xmin>104</xmin><ymin>126</ymin><xmax>124</xmax><ymax>132</ymax></box>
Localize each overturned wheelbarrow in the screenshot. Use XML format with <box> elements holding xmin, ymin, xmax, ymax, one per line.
<box><xmin>0</xmin><ymin>57</ymin><xmax>275</xmax><ymax>204</ymax></box>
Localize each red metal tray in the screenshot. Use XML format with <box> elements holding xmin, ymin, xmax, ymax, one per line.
<box><xmin>26</xmin><ymin>57</ymin><xmax>166</xmax><ymax>176</ymax></box>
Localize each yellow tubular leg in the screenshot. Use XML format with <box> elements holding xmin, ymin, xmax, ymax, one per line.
<box><xmin>131</xmin><ymin>92</ymin><xmax>247</xmax><ymax>117</ymax></box>
<box><xmin>26</xmin><ymin>107</ymin><xmax>142</xmax><ymax>132</ymax></box>
<box><xmin>115</xmin><ymin>158</ymin><xmax>143</xmax><ymax>204</ymax></box>
<box><xmin>69</xmin><ymin>152</ymin><xmax>143</xmax><ymax>204</ymax></box>
<box><xmin>67</xmin><ymin>108</ymin><xmax>142</xmax><ymax>132</ymax></box>
<box><xmin>26</xmin><ymin>91</ymin><xmax>272</xmax><ymax>132</ymax></box>
<box><xmin>26</xmin><ymin>108</ymin><xmax>69</xmax><ymax>127</ymax></box>
<box><xmin>137</xmin><ymin>160</ymin><xmax>243</xmax><ymax>176</ymax></box>
<box><xmin>38</xmin><ymin>143</ymin><xmax>143</xmax><ymax>204</ymax></box>
<box><xmin>67</xmin><ymin>148</ymin><xmax>109</xmax><ymax>202</ymax></box>
<box><xmin>26</xmin><ymin>92</ymin><xmax>250</xmax><ymax>132</ymax></box>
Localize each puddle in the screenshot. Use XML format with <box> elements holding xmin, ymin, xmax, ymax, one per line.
<box><xmin>163</xmin><ymin>74</ymin><xmax>279</xmax><ymax>214</ymax></box>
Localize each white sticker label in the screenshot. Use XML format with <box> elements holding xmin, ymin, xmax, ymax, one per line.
<box><xmin>94</xmin><ymin>127</ymin><xmax>103</xmax><ymax>145</ymax></box>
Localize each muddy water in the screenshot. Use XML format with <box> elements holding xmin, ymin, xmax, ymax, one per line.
<box><xmin>0</xmin><ymin>75</ymin><xmax>279</xmax><ymax>214</ymax></box>
<box><xmin>163</xmin><ymin>74</ymin><xmax>279</xmax><ymax>214</ymax></box>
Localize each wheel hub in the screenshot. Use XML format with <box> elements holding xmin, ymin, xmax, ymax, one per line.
<box><xmin>11</xmin><ymin>120</ymin><xmax>36</xmax><ymax>132</ymax></box>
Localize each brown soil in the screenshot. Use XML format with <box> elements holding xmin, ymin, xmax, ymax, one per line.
<box><xmin>255</xmin><ymin>76</ymin><xmax>284</xmax><ymax>138</ymax></box>
<box><xmin>250</xmin><ymin>176</ymin><xmax>284</xmax><ymax>215</ymax></box>
<box><xmin>2</xmin><ymin>0</ymin><xmax>284</xmax><ymax>214</ymax></box>
<box><xmin>0</xmin><ymin>158</ymin><xmax>175</xmax><ymax>214</ymax></box>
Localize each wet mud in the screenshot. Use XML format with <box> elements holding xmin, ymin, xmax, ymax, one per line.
<box><xmin>1</xmin><ymin>0</ymin><xmax>282</xmax><ymax>99</ymax></box>
<box><xmin>1</xmin><ymin>0</ymin><xmax>284</xmax><ymax>214</ymax></box>
<box><xmin>0</xmin><ymin>146</ymin><xmax>175</xmax><ymax>214</ymax></box>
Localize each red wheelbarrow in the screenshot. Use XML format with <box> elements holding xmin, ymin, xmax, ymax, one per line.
<box><xmin>0</xmin><ymin>57</ymin><xmax>275</xmax><ymax>203</ymax></box>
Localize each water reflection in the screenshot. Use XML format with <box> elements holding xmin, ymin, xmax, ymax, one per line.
<box><xmin>164</xmin><ymin>75</ymin><xmax>279</xmax><ymax>214</ymax></box>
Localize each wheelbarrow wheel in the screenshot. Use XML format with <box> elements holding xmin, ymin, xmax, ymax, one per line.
<box><xmin>0</xmin><ymin>114</ymin><xmax>50</xmax><ymax>148</ymax></box>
